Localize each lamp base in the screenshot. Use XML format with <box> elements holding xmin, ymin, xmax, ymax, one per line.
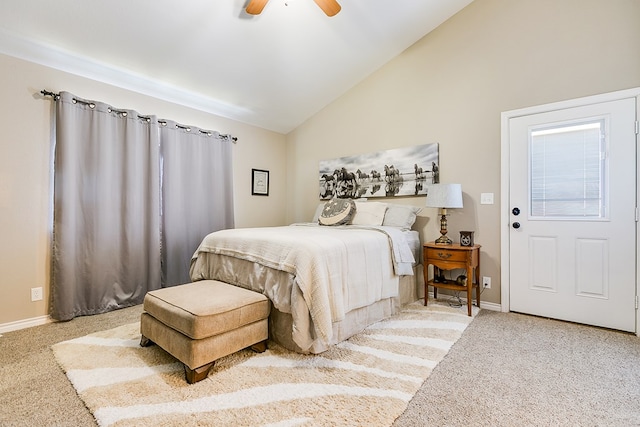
<box><xmin>435</xmin><ymin>211</ymin><xmax>453</xmax><ymax>245</ymax></box>
<box><xmin>434</xmin><ymin>234</ymin><xmax>453</xmax><ymax>245</ymax></box>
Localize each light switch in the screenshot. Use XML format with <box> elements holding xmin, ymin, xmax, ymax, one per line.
<box><xmin>480</xmin><ymin>193</ymin><xmax>494</xmax><ymax>205</ymax></box>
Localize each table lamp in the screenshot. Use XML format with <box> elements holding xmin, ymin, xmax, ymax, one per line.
<box><xmin>425</xmin><ymin>183</ymin><xmax>463</xmax><ymax>245</ymax></box>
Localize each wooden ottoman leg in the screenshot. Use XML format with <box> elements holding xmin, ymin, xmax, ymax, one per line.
<box><xmin>250</xmin><ymin>340</ymin><xmax>268</xmax><ymax>353</ymax></box>
<box><xmin>185</xmin><ymin>362</ymin><xmax>215</xmax><ymax>384</ymax></box>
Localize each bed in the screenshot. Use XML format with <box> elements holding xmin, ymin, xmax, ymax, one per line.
<box><xmin>189</xmin><ymin>200</ymin><xmax>423</xmax><ymax>354</ymax></box>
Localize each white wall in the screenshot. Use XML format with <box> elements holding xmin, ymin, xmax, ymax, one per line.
<box><xmin>0</xmin><ymin>54</ymin><xmax>287</xmax><ymax>327</ymax></box>
<box><xmin>285</xmin><ymin>0</ymin><xmax>640</xmax><ymax>306</ymax></box>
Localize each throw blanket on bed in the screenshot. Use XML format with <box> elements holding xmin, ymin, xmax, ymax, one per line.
<box><xmin>190</xmin><ymin>224</ymin><xmax>414</xmax><ymax>351</ymax></box>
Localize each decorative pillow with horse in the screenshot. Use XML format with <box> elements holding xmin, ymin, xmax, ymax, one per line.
<box><xmin>318</xmin><ymin>198</ymin><xmax>356</xmax><ymax>226</ymax></box>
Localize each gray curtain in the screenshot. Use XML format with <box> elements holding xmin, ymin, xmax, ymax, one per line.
<box><xmin>50</xmin><ymin>92</ymin><xmax>235</xmax><ymax>320</ymax></box>
<box><xmin>160</xmin><ymin>122</ymin><xmax>235</xmax><ymax>287</ymax></box>
<box><xmin>51</xmin><ymin>92</ymin><xmax>162</xmax><ymax>320</ymax></box>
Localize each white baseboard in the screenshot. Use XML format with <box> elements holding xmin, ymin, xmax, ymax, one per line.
<box><xmin>476</xmin><ymin>300</ymin><xmax>501</xmax><ymax>311</ymax></box>
<box><xmin>0</xmin><ymin>315</ymin><xmax>53</xmax><ymax>334</ymax></box>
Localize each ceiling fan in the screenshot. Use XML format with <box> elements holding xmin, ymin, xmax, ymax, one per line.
<box><xmin>246</xmin><ymin>0</ymin><xmax>341</xmax><ymax>17</ymax></box>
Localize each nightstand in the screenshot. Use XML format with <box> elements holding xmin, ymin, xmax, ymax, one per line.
<box><xmin>423</xmin><ymin>242</ymin><xmax>481</xmax><ymax>316</ymax></box>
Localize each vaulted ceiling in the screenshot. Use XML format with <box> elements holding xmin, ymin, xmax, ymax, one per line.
<box><xmin>0</xmin><ymin>0</ymin><xmax>473</xmax><ymax>133</ymax></box>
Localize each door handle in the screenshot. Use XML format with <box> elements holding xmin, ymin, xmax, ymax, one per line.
<box><xmin>512</xmin><ymin>207</ymin><xmax>520</xmax><ymax>216</ymax></box>
<box><xmin>512</xmin><ymin>222</ymin><xmax>521</xmax><ymax>229</ymax></box>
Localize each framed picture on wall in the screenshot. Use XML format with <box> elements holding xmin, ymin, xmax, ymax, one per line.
<box><xmin>251</xmin><ymin>169</ymin><xmax>269</xmax><ymax>196</ymax></box>
<box><xmin>318</xmin><ymin>143</ymin><xmax>439</xmax><ymax>200</ymax></box>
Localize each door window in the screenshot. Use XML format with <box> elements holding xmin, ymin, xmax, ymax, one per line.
<box><xmin>529</xmin><ymin>119</ymin><xmax>607</xmax><ymax>219</ymax></box>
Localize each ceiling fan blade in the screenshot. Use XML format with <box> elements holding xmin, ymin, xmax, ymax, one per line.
<box><xmin>246</xmin><ymin>0</ymin><xmax>269</xmax><ymax>15</ymax></box>
<box><xmin>313</xmin><ymin>0</ymin><xmax>341</xmax><ymax>17</ymax></box>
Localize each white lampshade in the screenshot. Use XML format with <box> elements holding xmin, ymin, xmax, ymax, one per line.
<box><xmin>425</xmin><ymin>183</ymin><xmax>463</xmax><ymax>208</ymax></box>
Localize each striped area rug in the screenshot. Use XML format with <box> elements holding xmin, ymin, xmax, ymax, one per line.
<box><xmin>52</xmin><ymin>300</ymin><xmax>477</xmax><ymax>427</ymax></box>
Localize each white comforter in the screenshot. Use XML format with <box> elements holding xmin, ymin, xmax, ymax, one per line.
<box><xmin>189</xmin><ymin>223</ymin><xmax>414</xmax><ymax>352</ymax></box>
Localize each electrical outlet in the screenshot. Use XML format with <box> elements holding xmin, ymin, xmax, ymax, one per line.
<box><xmin>482</xmin><ymin>276</ymin><xmax>491</xmax><ymax>289</ymax></box>
<box><xmin>31</xmin><ymin>287</ymin><xmax>43</xmax><ymax>302</ymax></box>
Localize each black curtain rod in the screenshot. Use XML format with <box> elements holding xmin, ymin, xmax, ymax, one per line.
<box><xmin>41</xmin><ymin>89</ymin><xmax>60</xmax><ymax>100</ymax></box>
<box><xmin>40</xmin><ymin>89</ymin><xmax>238</xmax><ymax>143</ymax></box>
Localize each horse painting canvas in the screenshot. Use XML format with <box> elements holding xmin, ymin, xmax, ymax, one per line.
<box><xmin>318</xmin><ymin>143</ymin><xmax>439</xmax><ymax>200</ymax></box>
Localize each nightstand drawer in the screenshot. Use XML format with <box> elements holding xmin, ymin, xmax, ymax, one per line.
<box><xmin>425</xmin><ymin>247</ymin><xmax>470</xmax><ymax>263</ymax></box>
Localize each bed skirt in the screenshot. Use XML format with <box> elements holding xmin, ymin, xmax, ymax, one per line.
<box><xmin>270</xmin><ymin>264</ymin><xmax>423</xmax><ymax>354</ymax></box>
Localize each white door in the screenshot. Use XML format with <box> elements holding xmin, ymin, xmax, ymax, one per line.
<box><xmin>509</xmin><ymin>97</ymin><xmax>637</xmax><ymax>332</ymax></box>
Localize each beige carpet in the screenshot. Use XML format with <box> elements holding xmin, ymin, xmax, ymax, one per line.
<box><xmin>52</xmin><ymin>301</ymin><xmax>477</xmax><ymax>427</ymax></box>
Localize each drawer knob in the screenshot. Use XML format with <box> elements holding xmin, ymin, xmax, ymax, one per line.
<box><xmin>437</xmin><ymin>252</ymin><xmax>452</xmax><ymax>259</ymax></box>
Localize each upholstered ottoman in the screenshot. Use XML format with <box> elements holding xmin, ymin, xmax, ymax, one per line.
<box><xmin>140</xmin><ymin>280</ymin><xmax>270</xmax><ymax>384</ymax></box>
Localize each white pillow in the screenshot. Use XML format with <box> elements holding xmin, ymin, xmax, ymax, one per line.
<box><xmin>351</xmin><ymin>201</ymin><xmax>387</xmax><ymax>226</ymax></box>
<box><xmin>382</xmin><ymin>204</ymin><xmax>422</xmax><ymax>230</ymax></box>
